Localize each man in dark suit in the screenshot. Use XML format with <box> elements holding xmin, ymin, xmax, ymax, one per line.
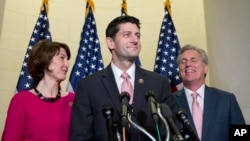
<box><xmin>174</xmin><ymin>44</ymin><xmax>245</xmax><ymax>141</ymax></box>
<box><xmin>70</xmin><ymin>15</ymin><xmax>177</xmax><ymax>141</ymax></box>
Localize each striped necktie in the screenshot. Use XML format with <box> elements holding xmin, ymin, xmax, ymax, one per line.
<box><xmin>121</xmin><ymin>72</ymin><xmax>133</xmax><ymax>104</ymax></box>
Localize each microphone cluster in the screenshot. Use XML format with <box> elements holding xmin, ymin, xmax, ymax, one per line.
<box><xmin>160</xmin><ymin>103</ymin><xmax>184</xmax><ymax>141</ymax></box>
<box><xmin>176</xmin><ymin>109</ymin><xmax>200</xmax><ymax>141</ymax></box>
<box><xmin>145</xmin><ymin>91</ymin><xmax>184</xmax><ymax>141</ymax></box>
<box><xmin>102</xmin><ymin>90</ymin><xmax>199</xmax><ymax>141</ymax></box>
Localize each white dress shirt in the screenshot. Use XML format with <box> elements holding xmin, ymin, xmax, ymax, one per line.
<box><xmin>184</xmin><ymin>84</ymin><xmax>205</xmax><ymax>113</ymax></box>
<box><xmin>111</xmin><ymin>62</ymin><xmax>135</xmax><ymax>93</ymax></box>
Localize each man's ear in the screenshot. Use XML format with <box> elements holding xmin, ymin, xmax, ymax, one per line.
<box><xmin>106</xmin><ymin>37</ymin><xmax>114</xmax><ymax>50</ymax></box>
<box><xmin>204</xmin><ymin>65</ymin><xmax>208</xmax><ymax>78</ymax></box>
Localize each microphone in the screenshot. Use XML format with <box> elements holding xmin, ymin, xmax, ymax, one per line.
<box><xmin>120</xmin><ymin>91</ymin><xmax>130</xmax><ymax>126</ymax></box>
<box><xmin>176</xmin><ymin>109</ymin><xmax>200</xmax><ymax>141</ymax></box>
<box><xmin>145</xmin><ymin>91</ymin><xmax>158</xmax><ymax>122</ymax></box>
<box><xmin>102</xmin><ymin>105</ymin><xmax>115</xmax><ymax>141</ymax></box>
<box><xmin>160</xmin><ymin>103</ymin><xmax>184</xmax><ymax>141</ymax></box>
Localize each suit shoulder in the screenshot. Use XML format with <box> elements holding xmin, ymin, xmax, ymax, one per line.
<box><xmin>173</xmin><ymin>89</ymin><xmax>182</xmax><ymax>95</ymax></box>
<box><xmin>172</xmin><ymin>89</ymin><xmax>184</xmax><ymax>98</ymax></box>
<box><xmin>138</xmin><ymin>67</ymin><xmax>167</xmax><ymax>79</ymax></box>
<box><xmin>208</xmin><ymin>86</ymin><xmax>231</xmax><ymax>94</ymax></box>
<box><xmin>82</xmin><ymin>68</ymin><xmax>107</xmax><ymax>79</ymax></box>
<box><xmin>207</xmin><ymin>86</ymin><xmax>235</xmax><ymax>97</ymax></box>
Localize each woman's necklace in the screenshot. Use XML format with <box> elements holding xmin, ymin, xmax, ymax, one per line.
<box><xmin>34</xmin><ymin>86</ymin><xmax>61</xmax><ymax>102</ymax></box>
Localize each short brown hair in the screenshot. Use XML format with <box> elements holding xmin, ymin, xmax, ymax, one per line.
<box><xmin>27</xmin><ymin>40</ymin><xmax>71</xmax><ymax>85</ymax></box>
<box><xmin>106</xmin><ymin>15</ymin><xmax>141</xmax><ymax>39</ymax></box>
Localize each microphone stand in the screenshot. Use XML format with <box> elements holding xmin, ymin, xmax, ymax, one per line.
<box><xmin>125</xmin><ymin>103</ymin><xmax>176</xmax><ymax>141</ymax></box>
<box><xmin>114</xmin><ymin>123</ymin><xmax>122</xmax><ymax>141</ymax></box>
<box><xmin>120</xmin><ymin>92</ymin><xmax>130</xmax><ymax>141</ymax></box>
<box><xmin>127</xmin><ymin>112</ymin><xmax>157</xmax><ymax>141</ymax></box>
<box><xmin>102</xmin><ymin>105</ymin><xmax>115</xmax><ymax>141</ymax></box>
<box><xmin>157</xmin><ymin>103</ymin><xmax>170</xmax><ymax>141</ymax></box>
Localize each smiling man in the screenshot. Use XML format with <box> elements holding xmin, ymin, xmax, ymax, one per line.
<box><xmin>70</xmin><ymin>15</ymin><xmax>178</xmax><ymax>141</ymax></box>
<box><xmin>174</xmin><ymin>44</ymin><xmax>245</xmax><ymax>141</ymax></box>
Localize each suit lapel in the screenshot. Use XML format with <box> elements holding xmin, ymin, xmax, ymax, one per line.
<box><xmin>99</xmin><ymin>66</ymin><xmax>149</xmax><ymax>120</ymax></box>
<box><xmin>101</xmin><ymin>64</ymin><xmax>122</xmax><ymax>114</ymax></box>
<box><xmin>176</xmin><ymin>90</ymin><xmax>196</xmax><ymax>129</ymax></box>
<box><xmin>131</xmin><ymin>67</ymin><xmax>146</xmax><ymax>112</ymax></box>
<box><xmin>100</xmin><ymin>65</ymin><xmax>147</xmax><ymax>116</ymax></box>
<box><xmin>201</xmin><ymin>86</ymin><xmax>216</xmax><ymax>141</ymax></box>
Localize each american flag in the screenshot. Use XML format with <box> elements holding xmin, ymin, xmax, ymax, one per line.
<box><xmin>153</xmin><ymin>7</ymin><xmax>183</xmax><ymax>93</ymax></box>
<box><xmin>67</xmin><ymin>3</ymin><xmax>104</xmax><ymax>92</ymax></box>
<box><xmin>16</xmin><ymin>5</ymin><xmax>52</xmax><ymax>92</ymax></box>
<box><xmin>121</xmin><ymin>0</ymin><xmax>141</xmax><ymax>67</ymax></box>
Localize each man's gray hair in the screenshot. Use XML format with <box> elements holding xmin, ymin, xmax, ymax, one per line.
<box><xmin>177</xmin><ymin>44</ymin><xmax>208</xmax><ymax>65</ymax></box>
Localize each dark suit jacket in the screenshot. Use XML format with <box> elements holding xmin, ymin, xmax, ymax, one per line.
<box><xmin>174</xmin><ymin>85</ymin><xmax>245</xmax><ymax>141</ymax></box>
<box><xmin>70</xmin><ymin>64</ymin><xmax>177</xmax><ymax>141</ymax></box>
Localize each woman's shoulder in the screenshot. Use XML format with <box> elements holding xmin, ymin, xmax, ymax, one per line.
<box><xmin>9</xmin><ymin>90</ymin><xmax>36</xmax><ymax>105</ymax></box>
<box><xmin>14</xmin><ymin>90</ymin><xmax>35</xmax><ymax>98</ymax></box>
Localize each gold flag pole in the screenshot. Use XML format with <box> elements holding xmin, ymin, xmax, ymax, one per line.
<box><xmin>41</xmin><ymin>0</ymin><xmax>49</xmax><ymax>13</ymax></box>
<box><xmin>85</xmin><ymin>0</ymin><xmax>95</xmax><ymax>17</ymax></box>
<box><xmin>164</xmin><ymin>0</ymin><xmax>172</xmax><ymax>17</ymax></box>
<box><xmin>121</xmin><ymin>0</ymin><xmax>128</xmax><ymax>16</ymax></box>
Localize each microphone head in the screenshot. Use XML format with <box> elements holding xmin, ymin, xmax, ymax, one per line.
<box><xmin>120</xmin><ymin>91</ymin><xmax>130</xmax><ymax>102</ymax></box>
<box><xmin>160</xmin><ymin>103</ymin><xmax>173</xmax><ymax>119</ymax></box>
<box><xmin>102</xmin><ymin>105</ymin><xmax>114</xmax><ymax>119</ymax></box>
<box><xmin>176</xmin><ymin>109</ymin><xmax>188</xmax><ymax>123</ymax></box>
<box><xmin>145</xmin><ymin>91</ymin><xmax>155</xmax><ymax>102</ymax></box>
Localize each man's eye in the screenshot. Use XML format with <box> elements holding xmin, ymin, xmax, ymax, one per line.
<box><xmin>181</xmin><ymin>60</ymin><xmax>187</xmax><ymax>63</ymax></box>
<box><xmin>60</xmin><ymin>56</ymin><xmax>66</xmax><ymax>60</ymax></box>
<box><xmin>191</xmin><ymin>59</ymin><xmax>197</xmax><ymax>62</ymax></box>
<box><xmin>124</xmin><ymin>33</ymin><xmax>130</xmax><ymax>37</ymax></box>
<box><xmin>136</xmin><ymin>34</ymin><xmax>141</xmax><ymax>39</ymax></box>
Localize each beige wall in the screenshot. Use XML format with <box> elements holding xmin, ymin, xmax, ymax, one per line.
<box><xmin>204</xmin><ymin>0</ymin><xmax>250</xmax><ymax>123</ymax></box>
<box><xmin>0</xmin><ymin>0</ymin><xmax>207</xmax><ymax>133</ymax></box>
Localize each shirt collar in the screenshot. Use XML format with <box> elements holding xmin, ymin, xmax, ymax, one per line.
<box><xmin>184</xmin><ymin>84</ymin><xmax>205</xmax><ymax>98</ymax></box>
<box><xmin>111</xmin><ymin>62</ymin><xmax>135</xmax><ymax>81</ymax></box>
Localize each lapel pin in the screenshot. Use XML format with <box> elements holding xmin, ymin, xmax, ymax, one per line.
<box><xmin>69</xmin><ymin>102</ymin><xmax>73</xmax><ymax>107</ymax></box>
<box><xmin>138</xmin><ymin>78</ymin><xmax>144</xmax><ymax>84</ymax></box>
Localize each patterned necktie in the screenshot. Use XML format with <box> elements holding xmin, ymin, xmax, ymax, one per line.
<box><xmin>192</xmin><ymin>92</ymin><xmax>203</xmax><ymax>140</ymax></box>
<box><xmin>121</xmin><ymin>72</ymin><xmax>134</xmax><ymax>104</ymax></box>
